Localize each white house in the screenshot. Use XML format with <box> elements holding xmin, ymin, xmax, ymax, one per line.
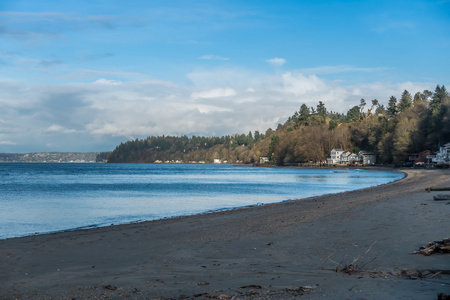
<box><xmin>431</xmin><ymin>142</ymin><xmax>450</xmax><ymax>165</ymax></box>
<box><xmin>327</xmin><ymin>149</ymin><xmax>376</xmax><ymax>165</ymax></box>
<box><xmin>346</xmin><ymin>152</ymin><xmax>360</xmax><ymax>164</ymax></box>
<box><xmin>340</xmin><ymin>151</ymin><xmax>352</xmax><ymax>164</ymax></box>
<box><xmin>259</xmin><ymin>156</ymin><xmax>269</xmax><ymax>164</ymax></box>
<box><xmin>327</xmin><ymin>149</ymin><xmax>345</xmax><ymax>164</ymax></box>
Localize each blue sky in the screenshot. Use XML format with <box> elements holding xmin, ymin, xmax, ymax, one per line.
<box><xmin>1</xmin><ymin>0</ymin><xmax>449</xmax><ymax>152</ymax></box>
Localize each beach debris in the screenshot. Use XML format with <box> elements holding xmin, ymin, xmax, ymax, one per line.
<box><xmin>425</xmin><ymin>187</ymin><xmax>450</xmax><ymax>192</ymax></box>
<box><xmin>438</xmin><ymin>293</ymin><xmax>450</xmax><ymax>300</ymax></box>
<box><xmin>197</xmin><ymin>281</ymin><xmax>209</xmax><ymax>286</ymax></box>
<box><xmin>323</xmin><ymin>242</ymin><xmax>377</xmax><ymax>275</ymax></box>
<box><xmin>193</xmin><ymin>290</ymin><xmax>233</xmax><ymax>299</ymax></box>
<box><xmin>102</xmin><ymin>284</ymin><xmax>117</xmax><ymax>290</ymax></box>
<box><xmin>412</xmin><ymin>238</ymin><xmax>450</xmax><ymax>255</ymax></box>
<box><xmin>193</xmin><ymin>293</ymin><xmax>235</xmax><ymax>299</ymax></box>
<box><xmin>193</xmin><ymin>292</ymin><xmax>208</xmax><ymax>297</ymax></box>
<box><xmin>284</xmin><ymin>286</ymin><xmax>312</xmax><ymax>295</ymax></box>
<box><xmin>174</xmin><ymin>285</ymin><xmax>313</xmax><ymax>299</ymax></box>
<box><xmin>434</xmin><ymin>194</ymin><xmax>450</xmax><ymax>201</ymax></box>
<box><xmin>338</xmin><ymin>255</ymin><xmax>377</xmax><ymax>275</ymax></box>
<box><xmin>263</xmin><ymin>286</ymin><xmax>315</xmax><ymax>297</ymax></box>
<box><xmin>400</xmin><ymin>270</ymin><xmax>431</xmax><ymax>280</ymax></box>
<box><xmin>399</xmin><ymin>269</ymin><xmax>450</xmax><ymax>280</ymax></box>
<box><xmin>238</xmin><ymin>284</ymin><xmax>262</xmax><ymax>289</ymax></box>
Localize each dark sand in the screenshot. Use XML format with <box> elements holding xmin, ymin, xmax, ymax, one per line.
<box><xmin>1</xmin><ymin>168</ymin><xmax>449</xmax><ymax>299</ymax></box>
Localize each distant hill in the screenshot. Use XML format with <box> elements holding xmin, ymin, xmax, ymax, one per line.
<box><xmin>0</xmin><ymin>152</ymin><xmax>110</xmax><ymax>163</ymax></box>
<box><xmin>107</xmin><ymin>85</ymin><xmax>449</xmax><ymax>165</ymax></box>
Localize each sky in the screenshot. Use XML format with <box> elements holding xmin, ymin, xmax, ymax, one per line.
<box><xmin>1</xmin><ymin>0</ymin><xmax>449</xmax><ymax>153</ymax></box>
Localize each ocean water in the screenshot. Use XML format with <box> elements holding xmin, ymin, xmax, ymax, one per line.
<box><xmin>0</xmin><ymin>163</ymin><xmax>404</xmax><ymax>239</ymax></box>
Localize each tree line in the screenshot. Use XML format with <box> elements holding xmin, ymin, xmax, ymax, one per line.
<box><xmin>106</xmin><ymin>85</ymin><xmax>450</xmax><ymax>165</ymax></box>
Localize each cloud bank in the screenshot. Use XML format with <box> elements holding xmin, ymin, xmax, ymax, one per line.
<box><xmin>0</xmin><ymin>69</ymin><xmax>434</xmax><ymax>152</ymax></box>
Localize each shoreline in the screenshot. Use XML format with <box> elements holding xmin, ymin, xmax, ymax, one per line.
<box><xmin>0</xmin><ymin>166</ymin><xmax>404</xmax><ymax>242</ymax></box>
<box><xmin>1</xmin><ymin>168</ymin><xmax>449</xmax><ymax>299</ymax></box>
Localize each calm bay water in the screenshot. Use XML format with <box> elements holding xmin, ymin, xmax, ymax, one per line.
<box><xmin>0</xmin><ymin>163</ymin><xmax>403</xmax><ymax>239</ymax></box>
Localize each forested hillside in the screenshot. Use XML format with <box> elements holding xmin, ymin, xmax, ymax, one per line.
<box><xmin>107</xmin><ymin>85</ymin><xmax>450</xmax><ymax>165</ymax></box>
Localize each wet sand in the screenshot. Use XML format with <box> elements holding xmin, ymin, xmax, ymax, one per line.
<box><xmin>1</xmin><ymin>168</ymin><xmax>449</xmax><ymax>299</ymax></box>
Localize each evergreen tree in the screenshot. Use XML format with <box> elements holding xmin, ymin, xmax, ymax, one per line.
<box><xmin>315</xmin><ymin>101</ymin><xmax>327</xmax><ymax>124</ymax></box>
<box><xmin>398</xmin><ymin>90</ymin><xmax>412</xmax><ymax>112</ymax></box>
<box><xmin>430</xmin><ymin>85</ymin><xmax>448</xmax><ymax>116</ymax></box>
<box><xmin>346</xmin><ymin>106</ymin><xmax>361</xmax><ymax>122</ymax></box>
<box><xmin>317</xmin><ymin>101</ymin><xmax>327</xmax><ymax>117</ymax></box>
<box><xmin>298</xmin><ymin>104</ymin><xmax>310</xmax><ymax>125</ymax></box>
<box><xmin>387</xmin><ymin>96</ymin><xmax>398</xmax><ymax>116</ymax></box>
<box><xmin>428</xmin><ymin>85</ymin><xmax>450</xmax><ymax>144</ymax></box>
<box><xmin>268</xmin><ymin>135</ymin><xmax>279</xmax><ymax>162</ymax></box>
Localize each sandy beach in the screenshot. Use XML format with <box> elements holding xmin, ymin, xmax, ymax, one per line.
<box><xmin>1</xmin><ymin>168</ymin><xmax>449</xmax><ymax>299</ymax></box>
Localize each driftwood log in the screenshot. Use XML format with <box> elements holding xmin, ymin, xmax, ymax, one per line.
<box><xmin>425</xmin><ymin>187</ymin><xmax>450</xmax><ymax>192</ymax></box>
<box><xmin>412</xmin><ymin>238</ymin><xmax>450</xmax><ymax>256</ymax></box>
<box><xmin>434</xmin><ymin>194</ymin><xmax>450</xmax><ymax>201</ymax></box>
<box><xmin>438</xmin><ymin>293</ymin><xmax>450</xmax><ymax>300</ymax></box>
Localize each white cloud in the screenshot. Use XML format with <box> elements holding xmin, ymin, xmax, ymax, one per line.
<box><xmin>276</xmin><ymin>72</ymin><xmax>326</xmax><ymax>95</ymax></box>
<box><xmin>187</xmin><ymin>68</ymin><xmax>260</xmax><ymax>87</ymax></box>
<box><xmin>266</xmin><ymin>57</ymin><xmax>286</xmax><ymax>67</ymax></box>
<box><xmin>94</xmin><ymin>78</ymin><xmax>122</xmax><ymax>85</ymax></box>
<box><xmin>191</xmin><ymin>88</ymin><xmax>236</xmax><ymax>99</ymax></box>
<box><xmin>46</xmin><ymin>124</ymin><xmax>77</xmax><ymax>133</ymax></box>
<box><xmin>191</xmin><ymin>104</ymin><xmax>233</xmax><ymax>114</ymax></box>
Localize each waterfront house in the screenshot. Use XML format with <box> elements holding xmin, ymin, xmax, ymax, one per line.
<box><xmin>429</xmin><ymin>142</ymin><xmax>450</xmax><ymax>166</ymax></box>
<box><xmin>326</xmin><ymin>149</ymin><xmax>345</xmax><ymax>164</ymax></box>
<box><xmin>259</xmin><ymin>156</ymin><xmax>269</xmax><ymax>164</ymax></box>
<box><xmin>347</xmin><ymin>152</ymin><xmax>361</xmax><ymax>164</ymax></box>
<box><xmin>409</xmin><ymin>150</ymin><xmax>433</xmax><ymax>164</ymax></box>
<box><xmin>340</xmin><ymin>151</ymin><xmax>352</xmax><ymax>164</ymax></box>
<box><xmin>359</xmin><ymin>151</ymin><xmax>376</xmax><ymax>165</ymax></box>
<box><xmin>327</xmin><ymin>149</ymin><xmax>376</xmax><ymax>165</ymax></box>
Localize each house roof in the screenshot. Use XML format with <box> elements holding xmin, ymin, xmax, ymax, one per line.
<box><xmin>359</xmin><ymin>151</ymin><xmax>375</xmax><ymax>155</ymax></box>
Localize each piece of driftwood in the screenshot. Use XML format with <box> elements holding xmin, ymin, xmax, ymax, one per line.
<box><xmin>434</xmin><ymin>194</ymin><xmax>450</xmax><ymax>201</ymax></box>
<box><xmin>322</xmin><ymin>242</ymin><xmax>377</xmax><ymax>275</ymax></box>
<box><xmin>438</xmin><ymin>293</ymin><xmax>450</xmax><ymax>300</ymax></box>
<box><xmin>425</xmin><ymin>187</ymin><xmax>450</xmax><ymax>192</ymax></box>
<box><xmin>412</xmin><ymin>238</ymin><xmax>450</xmax><ymax>256</ymax></box>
